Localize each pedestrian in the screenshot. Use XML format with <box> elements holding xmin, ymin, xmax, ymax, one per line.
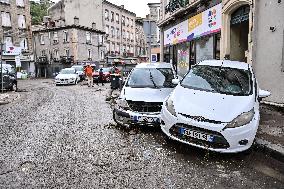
<box><xmin>84</xmin><ymin>64</ymin><xmax>93</xmax><ymax>87</ymax></box>
<box><xmin>97</xmin><ymin>68</ymin><xmax>104</xmax><ymax>86</ymax></box>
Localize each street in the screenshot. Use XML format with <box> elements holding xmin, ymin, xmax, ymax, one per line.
<box><xmin>0</xmin><ymin>79</ymin><xmax>283</xmax><ymax>188</ymax></box>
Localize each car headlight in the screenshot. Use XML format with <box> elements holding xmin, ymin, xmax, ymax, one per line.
<box><xmin>165</xmin><ymin>96</ymin><xmax>176</xmax><ymax>117</ymax></box>
<box><xmin>116</xmin><ymin>98</ymin><xmax>129</xmax><ymax>110</ymax></box>
<box><xmin>225</xmin><ymin>109</ymin><xmax>255</xmax><ymax>129</ymax></box>
<box><xmin>71</xmin><ymin>77</ymin><xmax>75</xmax><ymax>80</ymax></box>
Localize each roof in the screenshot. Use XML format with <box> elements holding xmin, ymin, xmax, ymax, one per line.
<box><xmin>198</xmin><ymin>60</ymin><xmax>251</xmax><ymax>70</ymax></box>
<box><xmin>135</xmin><ymin>62</ymin><xmax>172</xmax><ymax>69</ymax></box>
<box><xmin>32</xmin><ymin>24</ymin><xmax>105</xmax><ymax>34</ymax></box>
<box><xmin>103</xmin><ymin>0</ymin><xmax>136</xmax><ymax>16</ymax></box>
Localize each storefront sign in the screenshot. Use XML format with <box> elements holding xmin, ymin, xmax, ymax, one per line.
<box><xmin>164</xmin><ymin>3</ymin><xmax>222</xmax><ymax>46</ymax></box>
<box><xmin>3</xmin><ymin>45</ymin><xmax>22</xmax><ymax>56</ymax></box>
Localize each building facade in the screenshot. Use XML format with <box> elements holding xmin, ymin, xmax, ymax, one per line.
<box><xmin>135</xmin><ymin>18</ymin><xmax>147</xmax><ymax>62</ymax></box>
<box><xmin>159</xmin><ymin>0</ymin><xmax>284</xmax><ymax>104</ymax></box>
<box><xmin>0</xmin><ymin>0</ymin><xmax>33</xmax><ymax>73</ymax></box>
<box><xmin>33</xmin><ymin>25</ymin><xmax>105</xmax><ymax>78</ymax></box>
<box><xmin>102</xmin><ymin>1</ymin><xmax>136</xmax><ymax>64</ymax></box>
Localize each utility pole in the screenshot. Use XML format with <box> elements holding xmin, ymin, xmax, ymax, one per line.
<box><xmin>1</xmin><ymin>40</ymin><xmax>3</xmax><ymax>93</ymax></box>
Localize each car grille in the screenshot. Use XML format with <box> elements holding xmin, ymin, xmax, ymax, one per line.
<box><xmin>60</xmin><ymin>79</ymin><xmax>69</xmax><ymax>81</ymax></box>
<box><xmin>169</xmin><ymin>123</ymin><xmax>230</xmax><ymax>149</ymax></box>
<box><xmin>179</xmin><ymin>113</ymin><xmax>223</xmax><ymax>124</ymax></box>
<box><xmin>127</xmin><ymin>100</ymin><xmax>163</xmax><ymax>113</ymax></box>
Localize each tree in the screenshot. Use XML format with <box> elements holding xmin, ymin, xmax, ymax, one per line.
<box><xmin>30</xmin><ymin>0</ymin><xmax>54</xmax><ymax>25</ymax></box>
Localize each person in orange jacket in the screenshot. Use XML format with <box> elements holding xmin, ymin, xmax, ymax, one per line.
<box><xmin>84</xmin><ymin>64</ymin><xmax>94</xmax><ymax>87</ymax></box>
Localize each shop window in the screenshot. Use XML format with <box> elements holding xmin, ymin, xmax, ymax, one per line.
<box><xmin>177</xmin><ymin>42</ymin><xmax>190</xmax><ymax>77</ymax></box>
<box><xmin>214</xmin><ymin>33</ymin><xmax>221</xmax><ymax>60</ymax></box>
<box><xmin>189</xmin><ymin>41</ymin><xmax>195</xmax><ymax>65</ymax></box>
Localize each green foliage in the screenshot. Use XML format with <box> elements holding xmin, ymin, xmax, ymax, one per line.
<box><xmin>30</xmin><ymin>0</ymin><xmax>53</xmax><ymax>25</ymax></box>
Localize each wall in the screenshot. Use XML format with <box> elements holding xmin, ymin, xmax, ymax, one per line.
<box><xmin>253</xmin><ymin>0</ymin><xmax>284</xmax><ymax>104</ymax></box>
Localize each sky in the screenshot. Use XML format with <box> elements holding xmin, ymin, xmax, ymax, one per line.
<box><xmin>50</xmin><ymin>0</ymin><xmax>160</xmax><ymax>18</ymax></box>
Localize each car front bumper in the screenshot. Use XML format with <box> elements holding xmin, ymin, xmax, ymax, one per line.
<box><xmin>160</xmin><ymin>106</ymin><xmax>259</xmax><ymax>153</ymax></box>
<box><xmin>113</xmin><ymin>108</ymin><xmax>161</xmax><ymax>127</ymax></box>
<box><xmin>55</xmin><ymin>79</ymin><xmax>76</xmax><ymax>85</ymax></box>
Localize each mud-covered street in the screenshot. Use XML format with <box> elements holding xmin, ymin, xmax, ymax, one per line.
<box><xmin>0</xmin><ymin>79</ymin><xmax>283</xmax><ymax>188</ymax></box>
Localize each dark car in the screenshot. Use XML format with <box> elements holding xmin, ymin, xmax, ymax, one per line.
<box><xmin>92</xmin><ymin>67</ymin><xmax>112</xmax><ymax>82</ymax></box>
<box><xmin>0</xmin><ymin>64</ymin><xmax>17</xmax><ymax>91</ymax></box>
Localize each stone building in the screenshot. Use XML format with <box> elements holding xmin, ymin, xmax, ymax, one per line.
<box><xmin>135</xmin><ymin>18</ymin><xmax>148</xmax><ymax>62</ymax></box>
<box><xmin>0</xmin><ymin>0</ymin><xmax>33</xmax><ymax>73</ymax></box>
<box><xmin>33</xmin><ymin>24</ymin><xmax>105</xmax><ymax>78</ymax></box>
<box><xmin>158</xmin><ymin>0</ymin><xmax>284</xmax><ymax>104</ymax></box>
<box><xmin>102</xmin><ymin>1</ymin><xmax>136</xmax><ymax>64</ymax></box>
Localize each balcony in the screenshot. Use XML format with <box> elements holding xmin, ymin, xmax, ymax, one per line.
<box><xmin>60</xmin><ymin>56</ymin><xmax>74</xmax><ymax>64</ymax></box>
<box><xmin>165</xmin><ymin>0</ymin><xmax>189</xmax><ymax>14</ymax></box>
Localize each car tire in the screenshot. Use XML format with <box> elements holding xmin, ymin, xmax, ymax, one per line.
<box><xmin>10</xmin><ymin>82</ymin><xmax>17</xmax><ymax>91</ymax></box>
<box><xmin>74</xmin><ymin>79</ymin><xmax>78</xmax><ymax>85</ymax></box>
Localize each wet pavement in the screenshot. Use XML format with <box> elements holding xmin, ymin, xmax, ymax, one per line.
<box><xmin>0</xmin><ymin>79</ymin><xmax>283</xmax><ymax>188</ymax></box>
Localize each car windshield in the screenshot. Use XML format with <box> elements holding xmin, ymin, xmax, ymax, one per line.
<box><xmin>126</xmin><ymin>68</ymin><xmax>175</xmax><ymax>88</ymax></box>
<box><xmin>181</xmin><ymin>65</ymin><xmax>252</xmax><ymax>96</ymax></box>
<box><xmin>72</xmin><ymin>66</ymin><xmax>83</xmax><ymax>71</ymax></box>
<box><xmin>60</xmin><ymin>69</ymin><xmax>75</xmax><ymax>74</ymax></box>
<box><xmin>97</xmin><ymin>68</ymin><xmax>110</xmax><ymax>72</ymax></box>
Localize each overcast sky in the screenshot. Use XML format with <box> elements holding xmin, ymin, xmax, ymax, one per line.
<box><xmin>50</xmin><ymin>0</ymin><xmax>160</xmax><ymax>17</ymax></box>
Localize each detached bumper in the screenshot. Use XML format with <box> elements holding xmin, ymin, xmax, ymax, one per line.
<box><xmin>113</xmin><ymin>108</ymin><xmax>160</xmax><ymax>127</ymax></box>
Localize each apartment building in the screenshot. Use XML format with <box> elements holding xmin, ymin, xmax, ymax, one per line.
<box><xmin>135</xmin><ymin>18</ymin><xmax>147</xmax><ymax>62</ymax></box>
<box><xmin>33</xmin><ymin>23</ymin><xmax>105</xmax><ymax>78</ymax></box>
<box><xmin>103</xmin><ymin>1</ymin><xmax>136</xmax><ymax>64</ymax></box>
<box><xmin>0</xmin><ymin>0</ymin><xmax>33</xmax><ymax>73</ymax></box>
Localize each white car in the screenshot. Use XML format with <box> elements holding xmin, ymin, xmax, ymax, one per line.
<box><xmin>161</xmin><ymin>60</ymin><xmax>271</xmax><ymax>153</ymax></box>
<box><xmin>55</xmin><ymin>68</ymin><xmax>80</xmax><ymax>85</ymax></box>
<box><xmin>113</xmin><ymin>62</ymin><xmax>177</xmax><ymax>127</ymax></box>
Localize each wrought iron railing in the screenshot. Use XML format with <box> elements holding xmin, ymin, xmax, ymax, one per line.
<box><xmin>165</xmin><ymin>0</ymin><xmax>189</xmax><ymax>14</ymax></box>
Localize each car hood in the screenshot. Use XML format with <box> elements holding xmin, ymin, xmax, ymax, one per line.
<box><xmin>173</xmin><ymin>85</ymin><xmax>255</xmax><ymax>123</ymax></box>
<box><xmin>122</xmin><ymin>87</ymin><xmax>174</xmax><ymax>103</ymax></box>
<box><xmin>56</xmin><ymin>74</ymin><xmax>76</xmax><ymax>79</ymax></box>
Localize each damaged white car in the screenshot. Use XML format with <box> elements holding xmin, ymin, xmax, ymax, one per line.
<box><xmin>113</xmin><ymin>63</ymin><xmax>176</xmax><ymax>127</ymax></box>
<box><xmin>161</xmin><ymin>60</ymin><xmax>271</xmax><ymax>153</ymax></box>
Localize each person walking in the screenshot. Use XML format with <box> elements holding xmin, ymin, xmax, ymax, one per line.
<box><xmin>97</xmin><ymin>68</ymin><xmax>104</xmax><ymax>86</ymax></box>
<box><xmin>84</xmin><ymin>64</ymin><xmax>93</xmax><ymax>87</ymax></box>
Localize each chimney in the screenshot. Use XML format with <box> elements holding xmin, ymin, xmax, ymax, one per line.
<box><xmin>74</xmin><ymin>16</ymin><xmax>79</xmax><ymax>25</ymax></box>
<box><xmin>92</xmin><ymin>22</ymin><xmax>96</xmax><ymax>30</ymax></box>
<box><xmin>120</xmin><ymin>5</ymin><xmax>124</xmax><ymax>9</ymax></box>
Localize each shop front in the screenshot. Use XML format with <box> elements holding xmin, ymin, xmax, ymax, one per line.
<box><xmin>163</xmin><ymin>3</ymin><xmax>222</xmax><ymax>77</ymax></box>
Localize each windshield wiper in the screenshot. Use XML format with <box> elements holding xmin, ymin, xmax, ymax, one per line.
<box><xmin>149</xmin><ymin>70</ymin><xmax>158</xmax><ymax>88</ymax></box>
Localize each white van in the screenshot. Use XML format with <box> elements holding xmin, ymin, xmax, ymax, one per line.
<box><xmin>113</xmin><ymin>62</ymin><xmax>176</xmax><ymax>127</ymax></box>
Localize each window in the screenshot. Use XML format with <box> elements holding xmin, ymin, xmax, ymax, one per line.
<box><xmin>40</xmin><ymin>34</ymin><xmax>45</xmax><ymax>45</ymax></box>
<box><xmin>86</xmin><ymin>32</ymin><xmax>91</xmax><ymax>44</ymax></box>
<box><xmin>126</xmin><ymin>31</ymin><xmax>130</xmax><ymax>40</ymax></box>
<box><xmin>126</xmin><ymin>17</ymin><xmax>129</xmax><ymax>26</ymax></box>
<box><xmin>41</xmin><ymin>50</ymin><xmax>46</xmax><ymax>56</ymax></box>
<box><xmin>116</xmin><ymin>43</ymin><xmax>120</xmax><ymax>52</ymax></box>
<box><xmin>54</xmin><ymin>49</ymin><xmax>59</xmax><ymax>60</ymax></box>
<box><xmin>122</xmin><ymin>30</ymin><xmax>126</xmax><ymax>39</ymax></box>
<box><xmin>122</xmin><ymin>16</ymin><xmax>125</xmax><ymax>25</ymax></box>
<box><xmin>106</xmin><ymin>42</ymin><xmax>110</xmax><ymax>52</ymax></box>
<box><xmin>99</xmin><ymin>35</ymin><xmax>103</xmax><ymax>45</ymax></box>
<box><xmin>53</xmin><ymin>32</ymin><xmax>58</xmax><ymax>43</ymax></box>
<box><xmin>4</xmin><ymin>36</ymin><xmax>12</xmax><ymax>46</ymax></box>
<box><xmin>116</xmin><ymin>13</ymin><xmax>119</xmax><ymax>23</ymax></box>
<box><xmin>111</xmin><ymin>43</ymin><xmax>115</xmax><ymax>52</ymax></box>
<box><xmin>63</xmin><ymin>31</ymin><xmax>69</xmax><ymax>43</ymax></box>
<box><xmin>1</xmin><ymin>12</ymin><xmax>11</xmax><ymax>27</ymax></box>
<box><xmin>105</xmin><ymin>9</ymin><xmax>109</xmax><ymax>20</ymax></box>
<box><xmin>65</xmin><ymin>49</ymin><xmax>70</xmax><ymax>57</ymax></box>
<box><xmin>111</xmin><ymin>11</ymin><xmax>114</xmax><ymax>21</ymax></box>
<box><xmin>18</xmin><ymin>15</ymin><xmax>26</xmax><ymax>28</ymax></box>
<box><xmin>88</xmin><ymin>49</ymin><xmax>92</xmax><ymax>59</ymax></box>
<box><xmin>20</xmin><ymin>38</ymin><xmax>28</xmax><ymax>50</ymax></box>
<box><xmin>111</xmin><ymin>27</ymin><xmax>115</xmax><ymax>38</ymax></box>
<box><xmin>122</xmin><ymin>45</ymin><xmax>126</xmax><ymax>52</ymax></box>
<box><xmin>130</xmin><ymin>46</ymin><xmax>134</xmax><ymax>53</ymax></box>
<box><xmin>127</xmin><ymin>45</ymin><xmax>130</xmax><ymax>52</ymax></box>
<box><xmin>16</xmin><ymin>0</ymin><xmax>24</xmax><ymax>7</ymax></box>
<box><xmin>105</xmin><ymin>25</ymin><xmax>109</xmax><ymax>35</ymax></box>
<box><xmin>130</xmin><ymin>33</ymin><xmax>133</xmax><ymax>41</ymax></box>
<box><xmin>116</xmin><ymin>28</ymin><xmax>120</xmax><ymax>39</ymax></box>
<box><xmin>130</xmin><ymin>19</ymin><xmax>134</xmax><ymax>27</ymax></box>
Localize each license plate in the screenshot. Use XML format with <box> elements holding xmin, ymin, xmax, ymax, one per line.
<box><xmin>131</xmin><ymin>115</ymin><xmax>160</xmax><ymax>123</ymax></box>
<box><xmin>180</xmin><ymin>128</ymin><xmax>214</xmax><ymax>142</ymax></box>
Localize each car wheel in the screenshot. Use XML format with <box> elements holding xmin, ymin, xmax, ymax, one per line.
<box><xmin>74</xmin><ymin>79</ymin><xmax>78</xmax><ymax>85</ymax></box>
<box><xmin>10</xmin><ymin>82</ymin><xmax>17</xmax><ymax>91</ymax></box>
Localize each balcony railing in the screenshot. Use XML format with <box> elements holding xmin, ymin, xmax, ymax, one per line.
<box><xmin>37</xmin><ymin>56</ymin><xmax>49</xmax><ymax>64</ymax></box>
<box><xmin>165</xmin><ymin>0</ymin><xmax>189</xmax><ymax>14</ymax></box>
<box><xmin>60</xmin><ymin>56</ymin><xmax>74</xmax><ymax>64</ymax></box>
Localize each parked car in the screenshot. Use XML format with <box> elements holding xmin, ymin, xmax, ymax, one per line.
<box><xmin>0</xmin><ymin>64</ymin><xmax>17</xmax><ymax>91</ymax></box>
<box><xmin>160</xmin><ymin>60</ymin><xmax>271</xmax><ymax>153</ymax></box>
<box><xmin>55</xmin><ymin>68</ymin><xmax>80</xmax><ymax>85</ymax></box>
<box><xmin>113</xmin><ymin>62</ymin><xmax>177</xmax><ymax>127</ymax></box>
<box><xmin>92</xmin><ymin>67</ymin><xmax>112</xmax><ymax>82</ymax></box>
<box><xmin>71</xmin><ymin>65</ymin><xmax>85</xmax><ymax>81</ymax></box>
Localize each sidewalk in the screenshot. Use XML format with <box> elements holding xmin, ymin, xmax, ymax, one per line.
<box><xmin>255</xmin><ymin>104</ymin><xmax>284</xmax><ymax>161</ymax></box>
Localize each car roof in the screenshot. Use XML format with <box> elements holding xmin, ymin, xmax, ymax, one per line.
<box><xmin>198</xmin><ymin>60</ymin><xmax>251</xmax><ymax>70</ymax></box>
<box><xmin>135</xmin><ymin>62</ymin><xmax>173</xmax><ymax>69</ymax></box>
<box><xmin>62</xmin><ymin>68</ymin><xmax>75</xmax><ymax>71</ymax></box>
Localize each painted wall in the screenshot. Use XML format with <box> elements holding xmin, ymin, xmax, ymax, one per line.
<box><xmin>253</xmin><ymin>0</ymin><xmax>284</xmax><ymax>104</ymax></box>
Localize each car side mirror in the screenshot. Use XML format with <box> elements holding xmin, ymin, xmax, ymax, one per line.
<box><xmin>172</xmin><ymin>79</ymin><xmax>180</xmax><ymax>85</ymax></box>
<box><xmin>258</xmin><ymin>89</ymin><xmax>271</xmax><ymax>102</ymax></box>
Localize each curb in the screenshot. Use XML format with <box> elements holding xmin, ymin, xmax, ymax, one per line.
<box><xmin>254</xmin><ymin>138</ymin><xmax>284</xmax><ymax>163</ymax></box>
